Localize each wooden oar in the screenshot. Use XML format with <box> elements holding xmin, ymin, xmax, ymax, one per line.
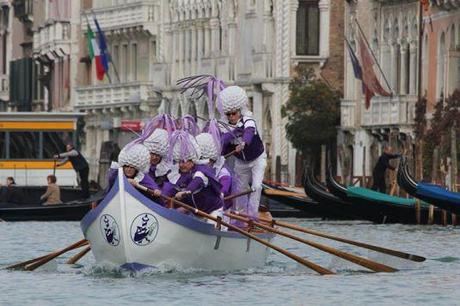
<box><xmin>66</xmin><ymin>246</ymin><xmax>91</xmax><ymax>264</ymax></box>
<box><xmin>227</xmin><ymin>212</ymin><xmax>397</xmax><ymax>273</ymax></box>
<box><xmin>223</xmin><ymin>188</ymin><xmax>255</xmax><ymax>201</ymax></box>
<box><xmin>5</xmin><ymin>239</ymin><xmax>88</xmax><ymax>270</ymax></box>
<box><xmin>235</xmin><ymin>213</ymin><xmax>425</xmax><ymax>262</ymax></box>
<box><xmin>159</xmin><ymin>195</ymin><xmax>334</xmax><ymax>275</ymax></box>
<box><xmin>224</xmin><ymin>150</ymin><xmax>237</xmax><ymax>159</ymax></box>
<box><xmin>24</xmin><ymin>239</ymin><xmax>89</xmax><ymax>271</ymax></box>
<box><xmin>4</xmin><ymin>254</ymin><xmax>49</xmax><ymax>270</ymax></box>
<box><xmin>263</xmin><ymin>188</ymin><xmax>307</xmax><ymax>199</ymax></box>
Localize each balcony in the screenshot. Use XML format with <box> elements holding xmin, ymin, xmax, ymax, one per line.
<box><xmin>362</xmin><ymin>95</ymin><xmax>417</xmax><ymax>127</ymax></box>
<box><xmin>340</xmin><ymin>99</ymin><xmax>356</xmax><ymax>128</ymax></box>
<box><xmin>33</xmin><ymin>20</ymin><xmax>71</xmax><ymax>56</ymax></box>
<box><xmin>81</xmin><ymin>1</ymin><xmax>157</xmax><ymax>36</ymax></box>
<box><xmin>75</xmin><ymin>81</ymin><xmax>154</xmax><ymax>109</ymax></box>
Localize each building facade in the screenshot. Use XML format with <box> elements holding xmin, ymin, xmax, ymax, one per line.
<box><xmin>76</xmin><ymin>0</ymin><xmax>344</xmax><ymax>185</ymax></box>
<box><xmin>339</xmin><ymin>0</ymin><xmax>459</xmax><ymax>183</ymax></box>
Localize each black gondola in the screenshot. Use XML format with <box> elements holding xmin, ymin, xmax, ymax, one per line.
<box><xmin>398</xmin><ymin>157</ymin><xmax>460</xmax><ymax>215</ymax></box>
<box><xmin>302</xmin><ymin>168</ymin><xmax>361</xmax><ymax>220</ymax></box>
<box><xmin>327</xmin><ymin>165</ymin><xmax>450</xmax><ymax>224</ymax></box>
<box><xmin>0</xmin><ymin>186</ymin><xmax>104</xmax><ymax>221</ymax></box>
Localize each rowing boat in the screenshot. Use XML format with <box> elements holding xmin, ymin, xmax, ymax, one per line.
<box><xmin>81</xmin><ymin>169</ymin><xmax>275</xmax><ymax>271</ymax></box>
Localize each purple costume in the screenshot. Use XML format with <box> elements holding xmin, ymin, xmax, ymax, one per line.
<box><xmin>107</xmin><ymin>168</ymin><xmax>160</xmax><ymax>202</ymax></box>
<box><xmin>221</xmin><ymin>117</ymin><xmax>264</xmax><ymax>162</ymax></box>
<box><xmin>217</xmin><ymin>165</ymin><xmax>232</xmax><ymax>210</ymax></box>
<box><xmin>148</xmin><ymin>164</ymin><xmax>170</xmax><ymax>188</ymax></box>
<box><xmin>163</xmin><ymin>164</ymin><xmax>223</xmax><ymax>213</ymax></box>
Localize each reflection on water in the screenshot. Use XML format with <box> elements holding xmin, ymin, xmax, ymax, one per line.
<box><xmin>0</xmin><ymin>220</ymin><xmax>459</xmax><ymax>305</ymax></box>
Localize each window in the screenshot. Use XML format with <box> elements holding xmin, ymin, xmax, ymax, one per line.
<box><xmin>9</xmin><ymin>132</ymin><xmax>40</xmax><ymax>159</ymax></box>
<box><xmin>42</xmin><ymin>132</ymin><xmax>72</xmax><ymax>159</ymax></box>
<box><xmin>132</xmin><ymin>43</ymin><xmax>137</xmax><ymax>81</ymax></box>
<box><xmin>123</xmin><ymin>44</ymin><xmax>128</xmax><ymax>82</ymax></box>
<box><xmin>0</xmin><ymin>132</ymin><xmax>5</xmax><ymax>159</ymax></box>
<box><xmin>296</xmin><ymin>0</ymin><xmax>319</xmax><ymax>56</ymax></box>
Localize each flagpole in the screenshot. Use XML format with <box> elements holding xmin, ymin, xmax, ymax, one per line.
<box><xmin>90</xmin><ymin>10</ymin><xmax>121</xmax><ymax>83</ymax></box>
<box><xmin>354</xmin><ymin>19</ymin><xmax>393</xmax><ymax>95</ymax></box>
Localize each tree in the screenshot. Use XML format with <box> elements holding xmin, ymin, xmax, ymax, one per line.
<box><xmin>282</xmin><ymin>66</ymin><xmax>340</xmax><ymax>165</ymax></box>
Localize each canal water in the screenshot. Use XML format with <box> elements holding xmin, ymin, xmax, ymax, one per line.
<box><xmin>0</xmin><ymin>220</ymin><xmax>458</xmax><ymax>305</ymax></box>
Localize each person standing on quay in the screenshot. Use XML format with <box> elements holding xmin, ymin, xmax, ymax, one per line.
<box><xmin>54</xmin><ymin>144</ymin><xmax>90</xmax><ymax>199</ymax></box>
<box><xmin>371</xmin><ymin>145</ymin><xmax>401</xmax><ymax>193</ymax></box>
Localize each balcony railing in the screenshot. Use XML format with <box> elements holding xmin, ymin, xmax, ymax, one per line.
<box><xmin>81</xmin><ymin>1</ymin><xmax>157</xmax><ymax>35</ymax></box>
<box><xmin>340</xmin><ymin>99</ymin><xmax>356</xmax><ymax>128</ymax></box>
<box><xmin>362</xmin><ymin>95</ymin><xmax>417</xmax><ymax>127</ymax></box>
<box><xmin>33</xmin><ymin>20</ymin><xmax>71</xmax><ymax>54</ymax></box>
<box><xmin>75</xmin><ymin>81</ymin><xmax>154</xmax><ymax>109</ymax></box>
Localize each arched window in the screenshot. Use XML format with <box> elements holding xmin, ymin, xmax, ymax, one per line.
<box><xmin>296</xmin><ymin>0</ymin><xmax>319</xmax><ymax>55</ymax></box>
<box><xmin>437</xmin><ymin>32</ymin><xmax>445</xmax><ymax>100</ymax></box>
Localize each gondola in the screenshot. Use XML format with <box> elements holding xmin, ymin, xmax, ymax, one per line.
<box><xmin>398</xmin><ymin>157</ymin><xmax>460</xmax><ymax>215</ymax></box>
<box><xmin>82</xmin><ymin>169</ymin><xmax>275</xmax><ymax>271</ymax></box>
<box><xmin>327</xmin><ymin>166</ymin><xmax>449</xmax><ymax>224</ymax></box>
<box><xmin>302</xmin><ymin>168</ymin><xmax>360</xmax><ymax>220</ymax></box>
<box><xmin>0</xmin><ymin>186</ymin><xmax>104</xmax><ymax>221</ymax></box>
<box><xmin>262</xmin><ymin>182</ymin><xmax>322</xmax><ymax>218</ymax></box>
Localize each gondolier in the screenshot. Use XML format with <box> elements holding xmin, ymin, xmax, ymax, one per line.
<box><xmin>371</xmin><ymin>146</ymin><xmax>401</xmax><ymax>193</ymax></box>
<box><xmin>54</xmin><ymin>144</ymin><xmax>90</xmax><ymax>199</ymax></box>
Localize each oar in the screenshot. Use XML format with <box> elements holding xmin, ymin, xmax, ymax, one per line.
<box><xmin>66</xmin><ymin>245</ymin><xmax>91</xmax><ymax>264</ymax></box>
<box><xmin>236</xmin><ymin>213</ymin><xmax>425</xmax><ymax>262</ymax></box>
<box><xmin>5</xmin><ymin>239</ymin><xmax>88</xmax><ymax>270</ymax></box>
<box><xmin>223</xmin><ymin>188</ymin><xmax>255</xmax><ymax>201</ymax></box>
<box><xmin>263</xmin><ymin>188</ymin><xmax>307</xmax><ymax>198</ymax></box>
<box><xmin>227</xmin><ymin>212</ymin><xmax>397</xmax><ymax>273</ymax></box>
<box><xmin>24</xmin><ymin>239</ymin><xmax>89</xmax><ymax>271</ymax></box>
<box><xmin>224</xmin><ymin>150</ymin><xmax>237</xmax><ymax>159</ymax></box>
<box><xmin>158</xmin><ymin>194</ymin><xmax>334</xmax><ymax>275</ymax></box>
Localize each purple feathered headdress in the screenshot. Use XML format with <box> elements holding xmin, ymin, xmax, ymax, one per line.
<box><xmin>168</xmin><ymin>130</ymin><xmax>200</xmax><ymax>162</ymax></box>
<box><xmin>176</xmin><ymin>75</ymin><xmax>226</xmax><ymax>118</ymax></box>
<box><xmin>126</xmin><ymin>114</ymin><xmax>176</xmax><ymax>149</ymax></box>
<box><xmin>202</xmin><ymin>119</ymin><xmax>222</xmax><ymax>155</ymax></box>
<box><xmin>178</xmin><ymin>115</ymin><xmax>199</xmax><ymax>136</ymax></box>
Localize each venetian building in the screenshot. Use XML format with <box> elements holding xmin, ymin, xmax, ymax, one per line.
<box><xmin>340</xmin><ymin>0</ymin><xmax>421</xmax><ymax>182</ymax></box>
<box><xmin>0</xmin><ymin>1</ymin><xmax>11</xmax><ymax>110</ymax></box>
<box><xmin>3</xmin><ymin>0</ymin><xmax>79</xmax><ymax>112</ymax></box>
<box><xmin>77</xmin><ymin>0</ymin><xmax>343</xmax><ymax>185</ymax></box>
<box><xmin>421</xmin><ymin>0</ymin><xmax>460</xmax><ymax>109</ymax></box>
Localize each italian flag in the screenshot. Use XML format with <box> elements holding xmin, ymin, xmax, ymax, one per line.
<box><xmin>86</xmin><ymin>24</ymin><xmax>106</xmax><ymax>80</ymax></box>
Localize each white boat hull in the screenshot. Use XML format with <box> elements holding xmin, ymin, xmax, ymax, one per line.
<box><xmin>81</xmin><ymin>169</ymin><xmax>274</xmax><ymax>271</ymax></box>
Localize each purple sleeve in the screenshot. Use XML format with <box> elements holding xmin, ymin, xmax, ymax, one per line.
<box><xmin>219</xmin><ymin>175</ymin><xmax>232</xmax><ymax>197</ymax></box>
<box><xmin>186</xmin><ymin>177</ymin><xmax>204</xmax><ymax>193</ymax></box>
<box><xmin>140</xmin><ymin>175</ymin><xmax>160</xmax><ymax>191</ymax></box>
<box><xmin>242</xmin><ymin>127</ymin><xmax>256</xmax><ymax>145</ymax></box>
<box><xmin>220</xmin><ymin>132</ymin><xmax>234</xmax><ymax>155</ymax></box>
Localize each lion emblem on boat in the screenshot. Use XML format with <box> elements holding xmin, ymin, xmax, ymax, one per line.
<box><xmin>130</xmin><ymin>213</ymin><xmax>159</xmax><ymax>246</ymax></box>
<box><xmin>99</xmin><ymin>214</ymin><xmax>120</xmax><ymax>246</ymax></box>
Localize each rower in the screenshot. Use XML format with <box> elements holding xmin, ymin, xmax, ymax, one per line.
<box><xmin>107</xmin><ymin>144</ymin><xmax>161</xmax><ymax>201</ymax></box>
<box><xmin>219</xmin><ymin>86</ymin><xmax>267</xmax><ymax>218</ymax></box>
<box><xmin>143</xmin><ymin>128</ymin><xmax>179</xmax><ymax>189</ymax></box>
<box><xmin>196</xmin><ymin>131</ymin><xmax>232</xmax><ymax>210</ymax></box>
<box><xmin>162</xmin><ymin>130</ymin><xmax>224</xmax><ymax>223</ymax></box>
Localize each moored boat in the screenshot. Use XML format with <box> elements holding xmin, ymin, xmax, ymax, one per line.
<box><xmin>0</xmin><ymin>186</ymin><xmax>103</xmax><ymax>221</ymax></box>
<box><xmin>81</xmin><ymin>169</ymin><xmax>275</xmax><ymax>271</ymax></box>
<box><xmin>398</xmin><ymin>157</ymin><xmax>460</xmax><ymax>215</ymax></box>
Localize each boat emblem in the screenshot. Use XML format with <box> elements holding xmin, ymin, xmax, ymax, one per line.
<box><xmin>130</xmin><ymin>213</ymin><xmax>159</xmax><ymax>246</ymax></box>
<box><xmin>99</xmin><ymin>214</ymin><xmax>120</xmax><ymax>246</ymax></box>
